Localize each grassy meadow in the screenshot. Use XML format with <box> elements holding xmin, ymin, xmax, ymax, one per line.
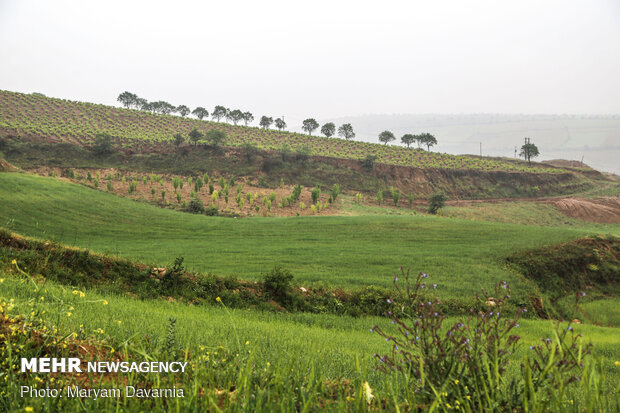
<box><xmin>1</xmin><ymin>171</ymin><xmax>619</xmax><ymax>411</ymax></box>
<box><xmin>0</xmin><ymin>172</ymin><xmax>611</xmax><ymax>296</ymax></box>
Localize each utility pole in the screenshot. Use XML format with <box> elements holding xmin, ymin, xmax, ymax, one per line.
<box><xmin>480</xmin><ymin>142</ymin><xmax>482</xmax><ymax>157</ymax></box>
<box><xmin>515</xmin><ymin>146</ymin><xmax>517</xmax><ymax>158</ymax></box>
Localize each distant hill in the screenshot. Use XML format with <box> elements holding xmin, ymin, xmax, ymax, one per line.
<box><xmin>325</xmin><ymin>114</ymin><xmax>620</xmax><ymax>174</ymax></box>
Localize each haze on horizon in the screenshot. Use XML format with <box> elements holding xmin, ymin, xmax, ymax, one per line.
<box><xmin>1</xmin><ymin>0</ymin><xmax>619</xmax><ymax>172</ymax></box>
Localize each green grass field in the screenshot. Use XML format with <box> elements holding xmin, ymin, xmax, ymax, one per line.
<box><xmin>1</xmin><ymin>273</ymin><xmax>618</xmax><ymax>411</ymax></box>
<box><xmin>1</xmin><ymin>173</ymin><xmax>613</xmax><ymax>299</ymax></box>
<box><xmin>1</xmin><ymin>171</ymin><xmax>619</xmax><ymax>411</ymax></box>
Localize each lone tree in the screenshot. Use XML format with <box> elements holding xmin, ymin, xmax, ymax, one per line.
<box><xmin>117</xmin><ymin>91</ymin><xmax>137</xmax><ymax>109</ymax></box>
<box><xmin>302</xmin><ymin>118</ymin><xmax>319</xmax><ymax>135</ymax></box>
<box><xmin>321</xmin><ymin>122</ymin><xmax>336</xmax><ymax>138</ymax></box>
<box><xmin>520</xmin><ymin>142</ymin><xmax>540</xmax><ymax>166</ymax></box>
<box><xmin>260</xmin><ymin>116</ymin><xmax>273</xmax><ymax>129</ymax></box>
<box><xmin>192</xmin><ymin>107</ymin><xmax>209</xmax><ymax>120</ymax></box>
<box><xmin>428</xmin><ymin>192</ymin><xmax>447</xmax><ymax>215</ymax></box>
<box><xmin>274</xmin><ymin>118</ymin><xmax>287</xmax><ymax>131</ymax></box>
<box><xmin>176</xmin><ymin>105</ymin><xmax>190</xmax><ymax>117</ymax></box>
<box><xmin>419</xmin><ymin>133</ymin><xmax>437</xmax><ymax>151</ymax></box>
<box><xmin>188</xmin><ymin>128</ymin><xmax>204</xmax><ymax>145</ymax></box>
<box><xmin>212</xmin><ymin>106</ymin><xmax>228</xmax><ymax>122</ymax></box>
<box><xmin>379</xmin><ymin>130</ymin><xmax>396</xmax><ymax>145</ymax></box>
<box><xmin>401</xmin><ymin>133</ymin><xmax>416</xmax><ymax>148</ymax></box>
<box><xmin>338</xmin><ymin>123</ymin><xmax>355</xmax><ymax>140</ymax></box>
<box><xmin>243</xmin><ymin>112</ymin><xmax>254</xmax><ymax>126</ymax></box>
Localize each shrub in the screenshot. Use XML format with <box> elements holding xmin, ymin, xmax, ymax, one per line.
<box><xmin>187</xmin><ymin>196</ymin><xmax>205</xmax><ymax>214</ymax></box>
<box><xmin>161</xmin><ymin>256</ymin><xmax>184</xmax><ymax>293</ymax></box>
<box><xmin>428</xmin><ymin>192</ymin><xmax>447</xmax><ymax>214</ymax></box>
<box><xmin>311</xmin><ymin>186</ymin><xmax>321</xmax><ymax>204</ymax></box>
<box><xmin>262</xmin><ymin>267</ymin><xmax>294</xmax><ymax>304</ymax></box>
<box><xmin>376</xmin><ymin>190</ymin><xmax>383</xmax><ymax>205</ymax></box>
<box><xmin>203</xmin><ymin>206</ymin><xmax>218</xmax><ymax>216</ymax></box>
<box><xmin>92</xmin><ymin>133</ymin><xmax>113</xmax><ymax>156</ymax></box>
<box><xmin>390</xmin><ymin>186</ymin><xmax>400</xmax><ymax>206</ymax></box>
<box><xmin>360</xmin><ymin>154</ymin><xmax>377</xmax><ymax>171</ymax></box>
<box><xmin>331</xmin><ymin>183</ymin><xmax>340</xmax><ymax>202</ymax></box>
<box><xmin>371</xmin><ymin>268</ymin><xmax>598</xmax><ymax>412</ymax></box>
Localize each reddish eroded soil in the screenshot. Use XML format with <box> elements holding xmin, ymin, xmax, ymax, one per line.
<box><xmin>545</xmin><ymin>197</ymin><xmax>620</xmax><ymax>224</ymax></box>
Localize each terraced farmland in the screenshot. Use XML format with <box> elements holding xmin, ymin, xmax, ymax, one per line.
<box><xmin>0</xmin><ymin>89</ymin><xmax>560</xmax><ymax>173</ymax></box>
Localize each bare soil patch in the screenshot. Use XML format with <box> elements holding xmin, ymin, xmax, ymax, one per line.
<box><xmin>546</xmin><ymin>197</ymin><xmax>620</xmax><ymax>224</ymax></box>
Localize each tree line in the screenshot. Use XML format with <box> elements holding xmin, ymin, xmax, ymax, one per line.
<box><xmin>117</xmin><ymin>91</ymin><xmax>438</xmax><ymax>150</ymax></box>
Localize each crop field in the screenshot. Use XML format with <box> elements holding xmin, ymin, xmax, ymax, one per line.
<box><xmin>0</xmin><ymin>89</ymin><xmax>562</xmax><ymax>173</ymax></box>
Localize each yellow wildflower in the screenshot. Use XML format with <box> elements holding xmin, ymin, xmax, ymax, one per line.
<box><xmin>11</xmin><ymin>259</ymin><xmax>17</xmax><ymax>265</ymax></box>
<box><xmin>216</xmin><ymin>297</ymin><xmax>221</xmax><ymax>302</ymax></box>
<box><xmin>25</xmin><ymin>407</ymin><xmax>33</xmax><ymax>412</ymax></box>
<box><xmin>66</xmin><ymin>312</ymin><xmax>72</xmax><ymax>317</ymax></box>
<box><xmin>363</xmin><ymin>381</ymin><xmax>374</xmax><ymax>404</ymax></box>
<box><xmin>102</xmin><ymin>300</ymin><xmax>108</xmax><ymax>305</ymax></box>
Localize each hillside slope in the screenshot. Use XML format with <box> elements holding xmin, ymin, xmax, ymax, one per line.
<box><xmin>0</xmin><ymin>89</ymin><xmax>567</xmax><ymax>173</ymax></box>
<box><xmin>0</xmin><ymin>172</ymin><xmax>602</xmax><ymax>297</ymax></box>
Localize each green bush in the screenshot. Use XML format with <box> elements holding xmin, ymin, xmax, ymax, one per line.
<box><xmin>187</xmin><ymin>196</ymin><xmax>204</xmax><ymax>214</ymax></box>
<box><xmin>428</xmin><ymin>192</ymin><xmax>447</xmax><ymax>214</ymax></box>
<box><xmin>262</xmin><ymin>267</ymin><xmax>294</xmax><ymax>303</ymax></box>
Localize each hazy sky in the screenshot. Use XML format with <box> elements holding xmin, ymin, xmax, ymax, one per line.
<box><xmin>2</xmin><ymin>0</ymin><xmax>619</xmax><ymax>118</ymax></box>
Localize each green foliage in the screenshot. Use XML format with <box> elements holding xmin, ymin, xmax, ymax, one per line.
<box><xmin>360</xmin><ymin>154</ymin><xmax>377</xmax><ymax>171</ymax></box>
<box><xmin>428</xmin><ymin>192</ymin><xmax>447</xmax><ymax>214</ymax></box>
<box><xmin>372</xmin><ymin>270</ymin><xmax>603</xmax><ymax>412</ymax></box>
<box><xmin>262</xmin><ymin>266</ymin><xmax>294</xmax><ymax>302</ymax></box>
<box><xmin>330</xmin><ymin>183</ymin><xmax>340</xmax><ymax>202</ymax></box>
<box><xmin>128</xmin><ymin>180</ymin><xmax>138</xmax><ymax>194</ymax></box>
<box><xmin>311</xmin><ymin>185</ymin><xmax>321</xmax><ymax>204</ymax></box>
<box><xmin>378</xmin><ymin>130</ymin><xmax>395</xmax><ymax>145</ymax></box>
<box><xmin>274</xmin><ymin>118</ymin><xmax>287</xmax><ymax>131</ymax></box>
<box><xmin>176</xmin><ymin>105</ymin><xmax>190</xmax><ymax>117</ymax></box>
<box><xmin>321</xmin><ymin>122</ymin><xmax>336</xmax><ymax>138</ymax></box>
<box><xmin>338</xmin><ymin>123</ymin><xmax>355</xmax><ymax>140</ymax></box>
<box><xmin>302</xmin><ymin>118</ymin><xmax>319</xmax><ymax>135</ymax></box>
<box><xmin>161</xmin><ymin>256</ymin><xmax>185</xmax><ymax>294</ymax></box>
<box><xmin>520</xmin><ymin>142</ymin><xmax>540</xmax><ymax>166</ymax></box>
<box><xmin>191</xmin><ymin>106</ymin><xmax>208</xmax><ymax>120</ymax></box>
<box><xmin>259</xmin><ymin>116</ymin><xmax>273</xmax><ymax>129</ymax></box>
<box><xmin>188</xmin><ymin>128</ymin><xmax>203</xmax><ymax>145</ymax></box>
<box><xmin>401</xmin><ymin>133</ymin><xmax>416</xmax><ymax>148</ymax></box>
<box><xmin>389</xmin><ymin>187</ymin><xmax>400</xmax><ymax>205</ymax></box>
<box><xmin>376</xmin><ymin>190</ymin><xmax>383</xmax><ymax>205</ymax></box>
<box><xmin>92</xmin><ymin>133</ymin><xmax>113</xmax><ymax>156</ymax></box>
<box><xmin>206</xmin><ymin>129</ymin><xmax>226</xmax><ymax>146</ymax></box>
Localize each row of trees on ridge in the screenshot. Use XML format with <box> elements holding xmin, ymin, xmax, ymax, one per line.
<box><xmin>118</xmin><ymin>91</ymin><xmax>439</xmax><ymax>150</ymax></box>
